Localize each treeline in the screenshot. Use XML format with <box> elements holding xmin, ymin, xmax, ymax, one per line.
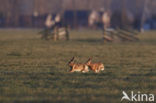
<box><xmin>0</xmin><ymin>0</ymin><xmax>155</xmax><ymax>27</ymax></box>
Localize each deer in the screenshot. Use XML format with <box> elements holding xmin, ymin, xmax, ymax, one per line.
<box><xmin>86</xmin><ymin>58</ymin><xmax>104</xmax><ymax>73</ymax></box>
<box><xmin>68</xmin><ymin>57</ymin><xmax>89</xmax><ymax>73</ymax></box>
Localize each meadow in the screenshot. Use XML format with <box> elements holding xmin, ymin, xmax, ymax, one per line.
<box><xmin>0</xmin><ymin>29</ymin><xmax>156</xmax><ymax>103</ymax></box>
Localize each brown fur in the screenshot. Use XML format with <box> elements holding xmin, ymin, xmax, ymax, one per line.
<box><xmin>86</xmin><ymin>58</ymin><xmax>104</xmax><ymax>73</ymax></box>
<box><xmin>68</xmin><ymin>57</ymin><xmax>89</xmax><ymax>73</ymax></box>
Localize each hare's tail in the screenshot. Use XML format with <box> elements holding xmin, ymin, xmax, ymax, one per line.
<box><xmin>100</xmin><ymin>64</ymin><xmax>105</xmax><ymax>71</ymax></box>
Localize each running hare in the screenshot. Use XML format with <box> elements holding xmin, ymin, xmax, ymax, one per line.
<box><xmin>86</xmin><ymin>58</ymin><xmax>104</xmax><ymax>73</ymax></box>
<box><xmin>68</xmin><ymin>57</ymin><xmax>89</xmax><ymax>73</ymax></box>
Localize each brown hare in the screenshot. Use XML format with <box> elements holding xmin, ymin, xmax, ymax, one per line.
<box><xmin>68</xmin><ymin>57</ymin><xmax>89</xmax><ymax>73</ymax></box>
<box><xmin>86</xmin><ymin>58</ymin><xmax>104</xmax><ymax>73</ymax></box>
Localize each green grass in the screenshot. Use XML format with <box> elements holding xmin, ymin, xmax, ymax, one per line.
<box><xmin>0</xmin><ymin>29</ymin><xmax>156</xmax><ymax>103</ymax></box>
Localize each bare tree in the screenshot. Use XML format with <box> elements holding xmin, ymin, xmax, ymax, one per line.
<box><xmin>72</xmin><ymin>0</ymin><xmax>77</xmax><ymax>28</ymax></box>
<box><xmin>121</xmin><ymin>0</ymin><xmax>127</xmax><ymax>28</ymax></box>
<box><xmin>12</xmin><ymin>0</ymin><xmax>20</xmax><ymax>27</ymax></box>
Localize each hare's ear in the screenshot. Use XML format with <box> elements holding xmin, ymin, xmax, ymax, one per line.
<box><xmin>88</xmin><ymin>57</ymin><xmax>92</xmax><ymax>61</ymax></box>
<box><xmin>71</xmin><ymin>57</ymin><xmax>75</xmax><ymax>61</ymax></box>
<box><xmin>86</xmin><ymin>57</ymin><xmax>91</xmax><ymax>62</ymax></box>
<box><xmin>68</xmin><ymin>57</ymin><xmax>75</xmax><ymax>64</ymax></box>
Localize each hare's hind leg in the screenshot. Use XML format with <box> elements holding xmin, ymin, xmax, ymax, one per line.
<box><xmin>94</xmin><ymin>69</ymin><xmax>100</xmax><ymax>73</ymax></box>
<box><xmin>82</xmin><ymin>66</ymin><xmax>89</xmax><ymax>73</ymax></box>
<box><xmin>100</xmin><ymin>65</ymin><xmax>105</xmax><ymax>71</ymax></box>
<box><xmin>101</xmin><ymin>67</ymin><xmax>104</xmax><ymax>71</ymax></box>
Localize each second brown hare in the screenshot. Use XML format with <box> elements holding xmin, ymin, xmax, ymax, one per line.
<box><xmin>86</xmin><ymin>58</ymin><xmax>104</xmax><ymax>73</ymax></box>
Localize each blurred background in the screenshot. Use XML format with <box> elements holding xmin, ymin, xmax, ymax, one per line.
<box><xmin>0</xmin><ymin>0</ymin><xmax>156</xmax><ymax>31</ymax></box>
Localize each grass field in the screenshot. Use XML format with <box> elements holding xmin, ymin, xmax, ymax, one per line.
<box><xmin>0</xmin><ymin>29</ymin><xmax>156</xmax><ymax>103</ymax></box>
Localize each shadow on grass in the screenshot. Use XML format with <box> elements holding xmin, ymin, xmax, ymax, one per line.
<box><xmin>7</xmin><ymin>51</ymin><xmax>22</xmax><ymax>57</ymax></box>
<box><xmin>73</xmin><ymin>38</ymin><xmax>103</xmax><ymax>43</ymax></box>
<box><xmin>63</xmin><ymin>72</ymin><xmax>112</xmax><ymax>77</ymax></box>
